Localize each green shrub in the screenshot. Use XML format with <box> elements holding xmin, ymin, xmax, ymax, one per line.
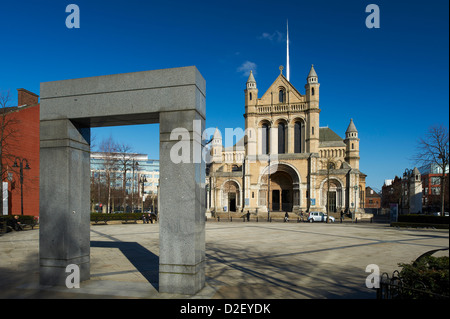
<box><xmin>398</xmin><ymin>255</ymin><xmax>449</xmax><ymax>298</ymax></box>
<box><xmin>90</xmin><ymin>212</ymin><xmax>143</xmax><ymax>221</ymax></box>
<box><xmin>398</xmin><ymin>214</ymin><xmax>449</xmax><ymax>225</ymax></box>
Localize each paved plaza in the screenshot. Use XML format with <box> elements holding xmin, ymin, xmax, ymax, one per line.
<box><xmin>0</xmin><ymin>221</ymin><xmax>448</xmax><ymax>299</ymax></box>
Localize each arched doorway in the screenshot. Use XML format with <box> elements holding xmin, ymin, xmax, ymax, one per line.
<box><xmin>222</xmin><ymin>180</ymin><xmax>241</xmax><ymax>212</ymax></box>
<box><xmin>258</xmin><ymin>162</ymin><xmax>301</xmax><ymax>212</ymax></box>
<box><xmin>321</xmin><ymin>178</ymin><xmax>343</xmax><ymax>213</ymax></box>
<box><xmin>270</xmin><ymin>171</ymin><xmax>293</xmax><ymax>211</ymax></box>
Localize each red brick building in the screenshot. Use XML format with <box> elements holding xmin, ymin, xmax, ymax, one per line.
<box><xmin>1</xmin><ymin>89</ymin><xmax>40</xmax><ymax>217</ymax></box>
<box><xmin>420</xmin><ymin>164</ymin><xmax>449</xmax><ymax>213</ymax></box>
<box><xmin>365</xmin><ymin>186</ymin><xmax>381</xmax><ymax>209</ymax></box>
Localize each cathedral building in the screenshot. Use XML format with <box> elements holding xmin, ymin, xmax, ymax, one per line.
<box><xmin>206</xmin><ymin>65</ymin><xmax>367</xmax><ymax>218</ymax></box>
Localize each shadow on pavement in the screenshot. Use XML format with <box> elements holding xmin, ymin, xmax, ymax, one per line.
<box><xmin>91</xmin><ymin>240</ymin><xmax>159</xmax><ymax>291</ymax></box>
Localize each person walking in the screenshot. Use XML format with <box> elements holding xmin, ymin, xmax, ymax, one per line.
<box><xmin>284</xmin><ymin>212</ymin><xmax>289</xmax><ymax>223</ymax></box>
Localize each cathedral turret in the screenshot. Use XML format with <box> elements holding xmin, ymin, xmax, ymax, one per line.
<box><xmin>305</xmin><ymin>64</ymin><xmax>319</xmax><ymax>105</ymax></box>
<box><xmin>211</xmin><ymin>127</ymin><xmax>223</xmax><ymax>163</ymax></box>
<box><xmin>305</xmin><ymin>65</ymin><xmax>320</xmax><ymax>153</ymax></box>
<box><xmin>245</xmin><ymin>71</ymin><xmax>258</xmax><ymax>111</ymax></box>
<box><xmin>344</xmin><ymin>118</ymin><xmax>360</xmax><ymax>169</ymax></box>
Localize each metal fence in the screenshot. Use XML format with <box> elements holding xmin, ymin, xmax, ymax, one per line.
<box><xmin>377</xmin><ymin>256</ymin><xmax>449</xmax><ymax>300</ymax></box>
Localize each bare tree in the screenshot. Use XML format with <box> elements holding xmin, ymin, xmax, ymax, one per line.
<box><xmin>413</xmin><ymin>124</ymin><xmax>449</xmax><ymax>214</ymax></box>
<box><xmin>115</xmin><ymin>142</ymin><xmax>136</xmax><ymax>212</ymax></box>
<box><xmin>0</xmin><ymin>91</ymin><xmax>20</xmax><ymax>215</ymax></box>
<box><xmin>98</xmin><ymin>135</ymin><xmax>119</xmax><ymax>214</ymax></box>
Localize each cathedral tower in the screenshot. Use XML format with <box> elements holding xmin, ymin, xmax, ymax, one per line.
<box><xmin>305</xmin><ymin>65</ymin><xmax>320</xmax><ymax>153</ymax></box>
<box><xmin>245</xmin><ymin>71</ymin><xmax>258</xmax><ymax>113</ymax></box>
<box><xmin>344</xmin><ymin>118</ymin><xmax>360</xmax><ymax>169</ymax></box>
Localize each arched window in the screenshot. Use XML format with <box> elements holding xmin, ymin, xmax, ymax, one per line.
<box><xmin>279</xmin><ymin>89</ymin><xmax>285</xmax><ymax>103</ymax></box>
<box><xmin>262</xmin><ymin>123</ymin><xmax>270</xmax><ymax>154</ymax></box>
<box><xmin>294</xmin><ymin>121</ymin><xmax>303</xmax><ymax>153</ymax></box>
<box><xmin>278</xmin><ymin>122</ymin><xmax>286</xmax><ymax>154</ymax></box>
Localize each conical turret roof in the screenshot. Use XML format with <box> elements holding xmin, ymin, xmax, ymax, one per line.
<box><xmin>247</xmin><ymin>70</ymin><xmax>256</xmax><ymax>83</ymax></box>
<box><xmin>346</xmin><ymin>118</ymin><xmax>358</xmax><ymax>133</ymax></box>
<box><xmin>307</xmin><ymin>64</ymin><xmax>318</xmax><ymax>78</ymax></box>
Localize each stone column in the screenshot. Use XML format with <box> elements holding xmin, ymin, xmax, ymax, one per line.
<box><xmin>158</xmin><ymin>110</ymin><xmax>205</xmax><ymax>294</ymax></box>
<box><xmin>39</xmin><ymin>119</ymin><xmax>91</xmax><ymax>286</ymax></box>
<box><xmin>287</xmin><ymin>123</ymin><xmax>294</xmax><ymax>154</ymax></box>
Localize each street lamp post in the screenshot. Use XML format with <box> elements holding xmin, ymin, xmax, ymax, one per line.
<box><xmin>140</xmin><ymin>174</ymin><xmax>147</xmax><ymax>213</ymax></box>
<box><xmin>12</xmin><ymin>157</ymin><xmax>31</xmax><ymax>215</ymax></box>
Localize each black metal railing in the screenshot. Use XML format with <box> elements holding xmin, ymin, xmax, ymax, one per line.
<box><xmin>377</xmin><ymin>270</ymin><xmax>449</xmax><ymax>299</ymax></box>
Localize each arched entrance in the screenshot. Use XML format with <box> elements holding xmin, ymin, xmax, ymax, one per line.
<box><xmin>221</xmin><ymin>180</ymin><xmax>241</xmax><ymax>212</ymax></box>
<box><xmin>320</xmin><ymin>178</ymin><xmax>344</xmax><ymax>213</ymax></box>
<box><xmin>258</xmin><ymin>162</ymin><xmax>301</xmax><ymax>212</ymax></box>
<box><xmin>270</xmin><ymin>171</ymin><xmax>293</xmax><ymax>211</ymax></box>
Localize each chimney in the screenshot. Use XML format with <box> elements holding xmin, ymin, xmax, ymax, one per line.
<box><xmin>17</xmin><ymin>88</ymin><xmax>39</xmax><ymax>107</ymax></box>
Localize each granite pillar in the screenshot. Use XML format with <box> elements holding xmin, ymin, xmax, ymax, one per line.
<box><xmin>39</xmin><ymin>119</ymin><xmax>91</xmax><ymax>285</ymax></box>
<box><xmin>159</xmin><ymin>110</ymin><xmax>205</xmax><ymax>294</ymax></box>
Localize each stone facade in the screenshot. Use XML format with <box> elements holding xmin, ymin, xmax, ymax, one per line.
<box><xmin>207</xmin><ymin>66</ymin><xmax>367</xmax><ymax>218</ymax></box>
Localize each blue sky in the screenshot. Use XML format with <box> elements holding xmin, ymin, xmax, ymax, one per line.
<box><xmin>0</xmin><ymin>0</ymin><xmax>448</xmax><ymax>191</ymax></box>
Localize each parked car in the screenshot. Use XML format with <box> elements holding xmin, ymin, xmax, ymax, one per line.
<box><xmin>434</xmin><ymin>212</ymin><xmax>449</xmax><ymax>217</ymax></box>
<box><xmin>307</xmin><ymin>211</ymin><xmax>335</xmax><ymax>223</ymax></box>
<box><xmin>432</xmin><ymin>212</ymin><xmax>441</xmax><ymax>216</ymax></box>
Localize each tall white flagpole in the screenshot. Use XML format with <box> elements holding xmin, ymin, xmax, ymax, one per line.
<box><xmin>286</xmin><ymin>20</ymin><xmax>290</xmax><ymax>82</ymax></box>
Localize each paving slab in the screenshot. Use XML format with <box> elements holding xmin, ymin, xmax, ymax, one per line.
<box><xmin>0</xmin><ymin>222</ymin><xmax>448</xmax><ymax>299</ymax></box>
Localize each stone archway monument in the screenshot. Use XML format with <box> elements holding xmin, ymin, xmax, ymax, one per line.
<box><xmin>39</xmin><ymin>66</ymin><xmax>206</xmax><ymax>294</ymax></box>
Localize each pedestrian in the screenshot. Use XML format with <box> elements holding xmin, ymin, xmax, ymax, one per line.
<box><xmin>300</xmin><ymin>210</ymin><xmax>304</xmax><ymax>222</ymax></box>
<box><xmin>284</xmin><ymin>212</ymin><xmax>289</xmax><ymax>223</ymax></box>
<box><xmin>142</xmin><ymin>213</ymin><xmax>148</xmax><ymax>224</ymax></box>
<box><xmin>340</xmin><ymin>210</ymin><xmax>344</xmax><ymax>222</ymax></box>
<box><xmin>10</xmin><ymin>215</ymin><xmax>23</xmax><ymax>231</ymax></box>
<box><xmin>246</xmin><ymin>211</ymin><xmax>250</xmax><ymax>222</ymax></box>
